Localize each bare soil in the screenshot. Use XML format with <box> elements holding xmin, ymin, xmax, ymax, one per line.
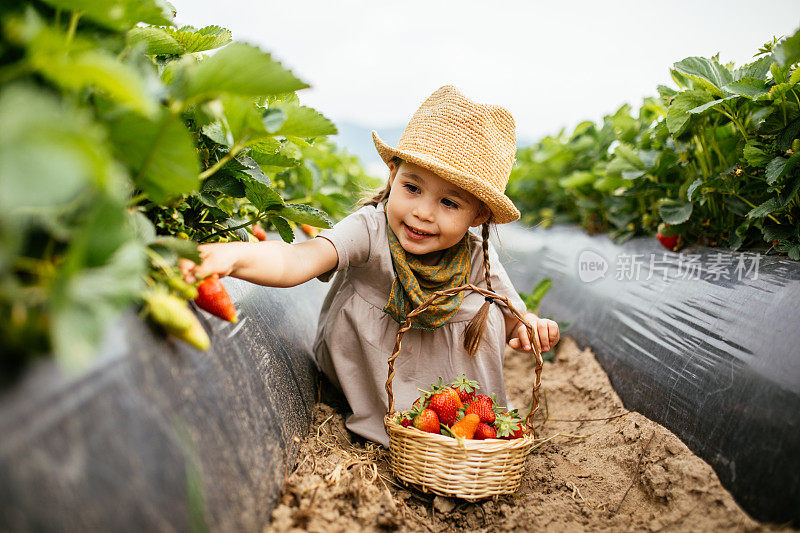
<box><xmin>265</xmin><ymin>338</ymin><xmax>792</xmax><ymax>532</ymax></box>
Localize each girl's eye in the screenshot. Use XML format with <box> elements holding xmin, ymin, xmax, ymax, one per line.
<box><xmin>403</xmin><ymin>183</ymin><xmax>419</xmax><ymax>193</ymax></box>
<box><xmin>442</xmin><ymin>198</ymin><xmax>459</xmax><ymax>209</ymax></box>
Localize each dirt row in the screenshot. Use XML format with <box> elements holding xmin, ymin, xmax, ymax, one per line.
<box><xmin>265</xmin><ymin>337</ymin><xmax>789</xmax><ymax>532</ymax></box>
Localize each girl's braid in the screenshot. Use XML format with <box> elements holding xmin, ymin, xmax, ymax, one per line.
<box><xmin>463</xmin><ymin>221</ymin><xmax>494</xmax><ymax>358</ymax></box>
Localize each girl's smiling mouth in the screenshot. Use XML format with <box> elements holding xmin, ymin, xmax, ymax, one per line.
<box><xmin>403</xmin><ymin>222</ymin><xmax>436</xmax><ymax>240</ymax></box>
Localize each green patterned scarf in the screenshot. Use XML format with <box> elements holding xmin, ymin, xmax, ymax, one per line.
<box><xmin>382</xmin><ymin>203</ymin><xmax>472</xmax><ymax>330</ymax></box>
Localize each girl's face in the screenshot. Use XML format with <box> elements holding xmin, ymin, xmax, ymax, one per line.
<box><xmin>386</xmin><ymin>160</ymin><xmax>490</xmax><ymax>264</ymax></box>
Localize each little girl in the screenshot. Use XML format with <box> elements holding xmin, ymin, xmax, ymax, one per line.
<box><xmin>181</xmin><ymin>85</ymin><xmax>560</xmax><ymax>447</ymax></box>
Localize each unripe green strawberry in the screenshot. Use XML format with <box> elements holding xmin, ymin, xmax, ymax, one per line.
<box><xmin>166</xmin><ymin>275</ymin><xmax>198</xmax><ymax>299</ymax></box>
<box><xmin>145</xmin><ymin>292</ymin><xmax>195</xmax><ymax>332</ymax></box>
<box><xmin>179</xmin><ymin>319</ymin><xmax>211</xmax><ymax>351</ymax></box>
<box><xmin>144</xmin><ymin>292</ymin><xmax>210</xmax><ymax>350</ymax></box>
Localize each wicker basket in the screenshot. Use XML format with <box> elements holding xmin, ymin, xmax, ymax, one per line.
<box><xmin>383</xmin><ymin>283</ymin><xmax>544</xmax><ymax>501</ymax></box>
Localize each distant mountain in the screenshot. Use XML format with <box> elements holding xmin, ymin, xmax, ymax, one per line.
<box><xmin>329</xmin><ymin>121</ymin><xmax>536</xmax><ymax>177</ymax></box>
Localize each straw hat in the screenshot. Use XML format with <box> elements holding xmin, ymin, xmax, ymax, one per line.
<box><xmin>372</xmin><ymin>85</ymin><xmax>520</xmax><ymax>224</ymax></box>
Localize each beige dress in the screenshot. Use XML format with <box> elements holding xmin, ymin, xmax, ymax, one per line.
<box><xmin>312</xmin><ymin>202</ymin><xmax>527</xmax><ymax>447</ymax></box>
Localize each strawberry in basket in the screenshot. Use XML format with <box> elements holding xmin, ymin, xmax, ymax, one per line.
<box><xmin>450</xmin><ymin>374</ymin><xmax>479</xmax><ymax>403</ymax></box>
<box><xmin>495</xmin><ymin>409</ymin><xmax>526</xmax><ymax>439</ymax></box>
<box><xmin>426</xmin><ymin>380</ymin><xmax>463</xmax><ymax>426</ymax></box>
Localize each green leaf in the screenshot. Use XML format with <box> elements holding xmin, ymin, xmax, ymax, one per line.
<box><xmin>250</xmin><ymin>139</ymin><xmax>301</xmax><ymax>168</ymax></box>
<box><xmin>558</xmin><ymin>171</ymin><xmax>595</xmax><ymax>188</ymax></box>
<box><xmin>268</xmin><ymin>215</ymin><xmax>294</xmax><ymax>243</ymax></box>
<box><xmin>127</xmin><ymin>26</ymin><xmax>185</xmax><ymax>55</ymax></box>
<box><xmin>593</xmin><ymin>175</ymin><xmax>632</xmax><ymax>192</ymax></box>
<box><xmin>732</xmin><ymin>55</ymin><xmax>774</xmax><ymax>81</ymax></box>
<box><xmin>743</xmin><ymin>144</ymin><xmax>773</xmax><ymax>167</ymax></box>
<box><xmin>666</xmin><ymin>90</ymin><xmax>713</xmax><ymax>136</ymax></box>
<box><xmin>185</xmin><ymin>43</ymin><xmax>308</xmax><ymax>101</ymax></box>
<box><xmin>51</xmin><ymin>241</ymin><xmax>146</xmax><ymax>371</ymax></box>
<box><xmin>276</xmin><ymin>203</ymin><xmax>333</xmax><ymax>228</ymax></box>
<box><xmin>765</xmin><ymin>153</ymin><xmax>800</xmax><ymax>184</ymax></box>
<box><xmin>38</xmin><ymin>0</ymin><xmax>173</xmax><ymax>31</ymax></box>
<box><xmin>0</xmin><ymin>85</ymin><xmax>116</xmax><ymax>212</ymax></box>
<box><xmin>35</xmin><ymin>51</ymin><xmax>156</xmax><ymax>116</ymax></box>
<box><xmin>149</xmin><ymin>237</ymin><xmax>201</xmax><ymax>263</ymax></box>
<box><xmin>672</xmin><ymin>57</ymin><xmax>733</xmax><ymax>96</ymax></box>
<box><xmin>106</xmin><ymin>110</ymin><xmax>200</xmax><ymax>202</ymax></box>
<box><xmin>201</xmin><ymin>173</ymin><xmax>246</xmax><ymax>197</ymax></box>
<box><xmin>781</xmin><ymin>175</ymin><xmax>800</xmax><ymax>207</ymax></box>
<box><xmin>270</xmin><ymin>103</ymin><xmax>337</xmax><ymax>137</ymax></box>
<box><xmin>163</xmin><ymin>25</ymin><xmax>232</xmax><ymax>53</ymax></box>
<box><xmin>659</xmin><ymin>201</ymin><xmax>693</xmax><ymax>224</ymax></box>
<box><xmin>747</xmin><ymin>197</ymin><xmax>781</xmax><ymax>219</ymax></box>
<box><xmin>762</xmin><ymin>224</ymin><xmax>795</xmax><ymax>242</ymax></box>
<box><xmin>687</xmin><ymin>95</ymin><xmax>738</xmax><ymax>114</ymax></box>
<box><xmin>614</xmin><ymin>144</ymin><xmax>646</xmax><ymax>170</ymax></box>
<box><xmin>722</xmin><ymin>79</ymin><xmax>769</xmax><ymax>99</ymax></box>
<box><xmin>243</xmin><ymin>178</ymin><xmax>284</xmax><ymax>211</ymax></box>
<box><xmin>218</xmin><ymin>95</ymin><xmax>268</xmax><ymax>145</ymax></box>
<box><xmin>686</xmin><ymin>177</ymin><xmax>704</xmax><ymax>201</ymax></box>
<box><xmin>774</xmin><ymin>29</ymin><xmax>800</xmax><ymax>67</ymax></box>
<box><xmin>722</xmin><ymin>196</ymin><xmax>750</xmax><ymax>217</ymax></box>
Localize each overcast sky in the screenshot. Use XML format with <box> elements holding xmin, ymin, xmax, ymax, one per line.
<box><xmin>168</xmin><ymin>1</ymin><xmax>799</xmax><ymax>142</ymax></box>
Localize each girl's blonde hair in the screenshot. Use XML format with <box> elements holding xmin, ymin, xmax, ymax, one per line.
<box><xmin>360</xmin><ymin>157</ymin><xmax>498</xmax><ymax>359</ymax></box>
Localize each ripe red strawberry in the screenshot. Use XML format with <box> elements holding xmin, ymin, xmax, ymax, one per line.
<box><xmin>412</xmin><ymin>408</ymin><xmax>440</xmax><ymax>433</ymax></box>
<box><xmin>495</xmin><ymin>410</ymin><xmax>525</xmax><ymax>440</ymax></box>
<box><xmin>396</xmin><ymin>410</ymin><xmax>414</xmax><ymax>427</ymax></box>
<box><xmin>252</xmin><ymin>224</ymin><xmax>268</xmax><ymax>241</ymax></box>
<box><xmin>474</xmin><ymin>422</ymin><xmax>497</xmax><ymax>440</ymax></box>
<box><xmin>449</xmin><ymin>374</ymin><xmax>479</xmax><ymax>403</ymax></box>
<box><xmin>471</xmin><ymin>394</ymin><xmax>494</xmax><ymax>407</ymax></box>
<box><xmin>428</xmin><ymin>384</ymin><xmax>464</xmax><ymax>426</ymax></box>
<box><xmin>465</xmin><ymin>400</ymin><xmax>495</xmax><ymax>424</ymax></box>
<box><xmin>195</xmin><ymin>274</ymin><xmax>238</xmax><ymax>322</ymax></box>
<box><xmin>656</xmin><ymin>222</ymin><xmax>679</xmax><ymax>251</ymax></box>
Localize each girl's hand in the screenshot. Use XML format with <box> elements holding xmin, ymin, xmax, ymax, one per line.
<box><xmin>508</xmin><ymin>312</ymin><xmax>559</xmax><ymax>353</ymax></box>
<box><xmin>179</xmin><ymin>243</ymin><xmax>239</xmax><ymax>284</ymax></box>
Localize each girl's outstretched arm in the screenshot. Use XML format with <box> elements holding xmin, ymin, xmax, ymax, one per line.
<box><xmin>179</xmin><ymin>238</ymin><xmax>338</xmax><ymax>288</ymax></box>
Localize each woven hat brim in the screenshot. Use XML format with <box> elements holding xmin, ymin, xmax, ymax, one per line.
<box><xmin>372</xmin><ymin>131</ymin><xmax>520</xmax><ymax>224</ymax></box>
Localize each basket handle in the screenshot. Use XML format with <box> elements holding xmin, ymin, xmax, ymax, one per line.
<box><xmin>384</xmin><ymin>283</ymin><xmax>544</xmax><ymax>434</ymax></box>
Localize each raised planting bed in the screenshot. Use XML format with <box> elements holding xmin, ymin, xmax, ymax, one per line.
<box><xmin>494</xmin><ymin>223</ymin><xmax>800</xmax><ymax>525</ymax></box>
<box><xmin>0</xmin><ymin>277</ymin><xmax>328</xmax><ymax>531</ymax></box>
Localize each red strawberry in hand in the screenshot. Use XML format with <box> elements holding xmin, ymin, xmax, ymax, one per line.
<box><xmin>195</xmin><ymin>274</ymin><xmax>238</xmax><ymax>323</ymax></box>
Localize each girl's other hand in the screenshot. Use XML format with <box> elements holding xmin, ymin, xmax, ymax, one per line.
<box><xmin>178</xmin><ymin>243</ymin><xmax>238</xmax><ymax>284</ymax></box>
<box><xmin>508</xmin><ymin>312</ymin><xmax>559</xmax><ymax>354</ymax></box>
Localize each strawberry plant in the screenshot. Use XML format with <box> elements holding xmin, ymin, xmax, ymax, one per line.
<box><xmin>0</xmin><ymin>1</ymin><xmax>377</xmax><ymax>377</ymax></box>
<box><xmin>509</xmin><ymin>27</ymin><xmax>800</xmax><ymax>258</ymax></box>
